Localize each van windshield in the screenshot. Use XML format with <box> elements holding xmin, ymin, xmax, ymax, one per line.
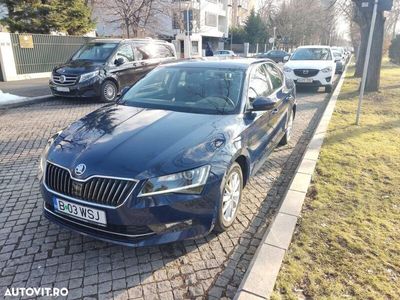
<box><xmin>72</xmin><ymin>43</ymin><xmax>118</xmax><ymax>62</ymax></box>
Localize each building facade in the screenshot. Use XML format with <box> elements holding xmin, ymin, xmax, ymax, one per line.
<box><xmin>230</xmin><ymin>0</ymin><xmax>256</xmax><ymax>28</ymax></box>
<box><xmin>171</xmin><ymin>0</ymin><xmax>230</xmax><ymax>58</ymax></box>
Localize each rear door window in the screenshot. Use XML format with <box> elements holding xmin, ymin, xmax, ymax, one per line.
<box><xmin>265</xmin><ymin>64</ymin><xmax>283</xmax><ymax>91</ymax></box>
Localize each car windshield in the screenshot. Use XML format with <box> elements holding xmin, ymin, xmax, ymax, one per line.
<box><xmin>120</xmin><ymin>66</ymin><xmax>244</xmax><ymax>115</ymax></box>
<box><xmin>71</xmin><ymin>43</ymin><xmax>118</xmax><ymax>62</ymax></box>
<box><xmin>333</xmin><ymin>51</ymin><xmax>342</xmax><ymax>58</ymax></box>
<box><xmin>291</xmin><ymin>48</ymin><xmax>332</xmax><ymax>60</ymax></box>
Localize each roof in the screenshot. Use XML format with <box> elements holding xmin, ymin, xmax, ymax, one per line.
<box><xmin>89</xmin><ymin>38</ymin><xmax>170</xmax><ymax>44</ymax></box>
<box><xmin>162</xmin><ymin>58</ymin><xmax>273</xmax><ymax>69</ymax></box>
<box><xmin>297</xmin><ymin>45</ymin><xmax>331</xmax><ymax>49</ymax></box>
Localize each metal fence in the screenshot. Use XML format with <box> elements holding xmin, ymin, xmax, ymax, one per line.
<box><xmin>10</xmin><ymin>34</ymin><xmax>93</xmax><ymax>74</ymax></box>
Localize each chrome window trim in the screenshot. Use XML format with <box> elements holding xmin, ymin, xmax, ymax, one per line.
<box><xmin>44</xmin><ymin>205</ymin><xmax>155</xmax><ymax>238</ymax></box>
<box><xmin>44</xmin><ymin>160</ymin><xmax>139</xmax><ymax>209</ymax></box>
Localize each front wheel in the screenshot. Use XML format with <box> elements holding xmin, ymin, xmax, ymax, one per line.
<box><xmin>214</xmin><ymin>162</ymin><xmax>243</xmax><ymax>232</ymax></box>
<box><xmin>325</xmin><ymin>85</ymin><xmax>333</xmax><ymax>93</ymax></box>
<box><xmin>100</xmin><ymin>80</ymin><xmax>118</xmax><ymax>102</ymax></box>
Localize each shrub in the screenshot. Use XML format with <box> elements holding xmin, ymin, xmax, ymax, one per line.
<box><xmin>389</xmin><ymin>35</ymin><xmax>400</xmax><ymax>64</ymax></box>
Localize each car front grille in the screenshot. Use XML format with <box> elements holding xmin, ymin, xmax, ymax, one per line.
<box><xmin>52</xmin><ymin>74</ymin><xmax>78</xmax><ymax>86</ymax></box>
<box><xmin>294</xmin><ymin>69</ymin><xmax>319</xmax><ymax>78</ymax></box>
<box><xmin>45</xmin><ymin>163</ymin><xmax>137</xmax><ymax>207</ymax></box>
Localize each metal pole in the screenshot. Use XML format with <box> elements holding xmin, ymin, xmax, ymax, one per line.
<box><xmin>230</xmin><ymin>30</ymin><xmax>233</xmax><ymax>50</ymax></box>
<box><xmin>186</xmin><ymin>8</ymin><xmax>191</xmax><ymax>58</ymax></box>
<box><xmin>356</xmin><ymin>0</ymin><xmax>378</xmax><ymax>125</ymax></box>
<box><xmin>272</xmin><ymin>27</ymin><xmax>276</xmax><ymax>50</ymax></box>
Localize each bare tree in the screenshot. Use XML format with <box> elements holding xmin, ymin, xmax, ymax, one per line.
<box><xmin>98</xmin><ymin>0</ymin><xmax>169</xmax><ymax>38</ymax></box>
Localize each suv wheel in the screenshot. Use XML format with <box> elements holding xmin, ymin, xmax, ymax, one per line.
<box><xmin>214</xmin><ymin>162</ymin><xmax>243</xmax><ymax>232</ymax></box>
<box><xmin>101</xmin><ymin>80</ymin><xmax>118</xmax><ymax>102</ymax></box>
<box><xmin>325</xmin><ymin>85</ymin><xmax>333</xmax><ymax>93</ymax></box>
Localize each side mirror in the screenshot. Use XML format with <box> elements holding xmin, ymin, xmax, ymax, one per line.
<box><xmin>283</xmin><ymin>55</ymin><xmax>290</xmax><ymax>62</ymax></box>
<box><xmin>114</xmin><ymin>57</ymin><xmax>126</xmax><ymax>66</ymax></box>
<box><xmin>251</xmin><ymin>96</ymin><xmax>276</xmax><ymax>111</ymax></box>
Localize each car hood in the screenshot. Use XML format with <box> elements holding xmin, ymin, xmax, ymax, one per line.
<box><xmin>54</xmin><ymin>60</ymin><xmax>103</xmax><ymax>75</ymax></box>
<box><xmin>48</xmin><ymin>105</ymin><xmax>235</xmax><ymax>180</ymax></box>
<box><xmin>285</xmin><ymin>60</ymin><xmax>334</xmax><ymax>70</ymax></box>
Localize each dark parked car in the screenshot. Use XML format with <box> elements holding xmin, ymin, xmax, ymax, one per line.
<box><xmin>256</xmin><ymin>50</ymin><xmax>289</xmax><ymax>63</ymax></box>
<box><xmin>49</xmin><ymin>38</ymin><xmax>176</xmax><ymax>102</ymax></box>
<box><xmin>39</xmin><ymin>59</ymin><xmax>296</xmax><ymax>247</ymax></box>
<box><xmin>332</xmin><ymin>50</ymin><xmax>345</xmax><ymax>74</ymax></box>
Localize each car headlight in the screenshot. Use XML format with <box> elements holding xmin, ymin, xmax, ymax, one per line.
<box><xmin>38</xmin><ymin>131</ymin><xmax>61</xmax><ymax>180</ymax></box>
<box><xmin>321</xmin><ymin>67</ymin><xmax>332</xmax><ymax>73</ymax></box>
<box><xmin>283</xmin><ymin>66</ymin><xmax>292</xmax><ymax>73</ymax></box>
<box><xmin>79</xmin><ymin>70</ymin><xmax>99</xmax><ymax>83</ymax></box>
<box><xmin>139</xmin><ymin>165</ymin><xmax>211</xmax><ymax>197</ymax></box>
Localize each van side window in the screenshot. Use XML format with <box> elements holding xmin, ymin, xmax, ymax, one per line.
<box><xmin>133</xmin><ymin>43</ymin><xmax>150</xmax><ymax>61</ymax></box>
<box><xmin>116</xmin><ymin>44</ymin><xmax>134</xmax><ymax>62</ymax></box>
<box><xmin>155</xmin><ymin>44</ymin><xmax>174</xmax><ymax>58</ymax></box>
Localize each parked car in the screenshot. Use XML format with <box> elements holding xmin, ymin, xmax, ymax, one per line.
<box><xmin>49</xmin><ymin>38</ymin><xmax>177</xmax><ymax>102</ymax></box>
<box><xmin>214</xmin><ymin>50</ymin><xmax>237</xmax><ymax>57</ymax></box>
<box><xmin>283</xmin><ymin>45</ymin><xmax>335</xmax><ymax>93</ymax></box>
<box><xmin>256</xmin><ymin>50</ymin><xmax>289</xmax><ymax>63</ymax></box>
<box><xmin>39</xmin><ymin>59</ymin><xmax>297</xmax><ymax>247</ymax></box>
<box><xmin>332</xmin><ymin>50</ymin><xmax>345</xmax><ymax>74</ymax></box>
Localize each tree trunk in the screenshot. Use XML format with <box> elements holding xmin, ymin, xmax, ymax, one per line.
<box><xmin>364</xmin><ymin>11</ymin><xmax>385</xmax><ymax>92</ymax></box>
<box><xmin>125</xmin><ymin>19</ymin><xmax>130</xmax><ymax>38</ymax></box>
<box><xmin>354</xmin><ymin>25</ymin><xmax>368</xmax><ymax>77</ymax></box>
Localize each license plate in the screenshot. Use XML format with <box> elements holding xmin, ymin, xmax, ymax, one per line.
<box><xmin>56</xmin><ymin>86</ymin><xmax>70</xmax><ymax>92</ymax></box>
<box><xmin>53</xmin><ymin>198</ymin><xmax>107</xmax><ymax>226</ymax></box>
<box><xmin>297</xmin><ymin>78</ymin><xmax>313</xmax><ymax>83</ymax></box>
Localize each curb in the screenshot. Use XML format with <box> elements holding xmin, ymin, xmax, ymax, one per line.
<box><xmin>234</xmin><ymin>63</ymin><xmax>351</xmax><ymax>300</ymax></box>
<box><xmin>0</xmin><ymin>94</ymin><xmax>53</xmax><ymax>109</ymax></box>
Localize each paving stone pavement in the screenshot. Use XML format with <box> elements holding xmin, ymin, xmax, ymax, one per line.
<box><xmin>0</xmin><ymin>86</ymin><xmax>332</xmax><ymax>299</ymax></box>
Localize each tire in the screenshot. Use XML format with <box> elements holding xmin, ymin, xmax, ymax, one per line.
<box><xmin>100</xmin><ymin>80</ymin><xmax>118</xmax><ymax>102</ymax></box>
<box><xmin>325</xmin><ymin>85</ymin><xmax>333</xmax><ymax>93</ymax></box>
<box><xmin>214</xmin><ymin>162</ymin><xmax>243</xmax><ymax>232</ymax></box>
<box><xmin>279</xmin><ymin>110</ymin><xmax>294</xmax><ymax>146</ymax></box>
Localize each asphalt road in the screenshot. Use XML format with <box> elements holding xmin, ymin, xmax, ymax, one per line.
<box><xmin>0</xmin><ymin>78</ymin><xmax>51</xmax><ymax>98</ymax></box>
<box><xmin>0</xmin><ymin>83</ymin><xmax>336</xmax><ymax>299</ymax></box>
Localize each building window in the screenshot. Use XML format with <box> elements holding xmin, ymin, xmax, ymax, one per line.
<box><xmin>205</xmin><ymin>12</ymin><xmax>217</xmax><ymax>27</ymax></box>
<box><xmin>191</xmin><ymin>41</ymin><xmax>199</xmax><ymax>55</ymax></box>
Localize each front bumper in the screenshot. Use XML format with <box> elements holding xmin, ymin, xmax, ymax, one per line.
<box><xmin>40</xmin><ymin>172</ymin><xmax>222</xmax><ymax>247</ymax></box>
<box><xmin>49</xmin><ymin>77</ymin><xmax>102</xmax><ymax>98</ymax></box>
<box><xmin>284</xmin><ymin>70</ymin><xmax>333</xmax><ymax>87</ymax></box>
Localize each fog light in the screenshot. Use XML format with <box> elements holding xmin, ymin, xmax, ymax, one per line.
<box><xmin>326</xmin><ymin>77</ymin><xmax>332</xmax><ymax>83</ymax></box>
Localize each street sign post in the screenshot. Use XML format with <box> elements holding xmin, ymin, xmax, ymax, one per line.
<box><xmin>356</xmin><ymin>0</ymin><xmax>379</xmax><ymax>125</ymax></box>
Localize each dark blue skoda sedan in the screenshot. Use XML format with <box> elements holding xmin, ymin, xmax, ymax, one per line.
<box><xmin>39</xmin><ymin>59</ymin><xmax>296</xmax><ymax>247</ymax></box>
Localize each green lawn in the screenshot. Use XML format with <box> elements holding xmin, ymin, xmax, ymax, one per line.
<box><xmin>272</xmin><ymin>62</ymin><xmax>400</xmax><ymax>299</ymax></box>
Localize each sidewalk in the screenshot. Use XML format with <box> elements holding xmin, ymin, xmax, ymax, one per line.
<box><xmin>0</xmin><ymin>77</ymin><xmax>52</xmax><ymax>108</ymax></box>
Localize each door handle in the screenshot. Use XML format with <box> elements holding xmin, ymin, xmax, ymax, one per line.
<box><xmin>271</xmin><ymin>108</ymin><xmax>279</xmax><ymax>115</ymax></box>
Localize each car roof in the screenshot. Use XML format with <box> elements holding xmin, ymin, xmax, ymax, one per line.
<box><xmin>90</xmin><ymin>38</ymin><xmax>170</xmax><ymax>44</ymax></box>
<box><xmin>297</xmin><ymin>45</ymin><xmax>331</xmax><ymax>49</ymax></box>
<box><xmin>162</xmin><ymin>58</ymin><xmax>273</xmax><ymax>69</ymax></box>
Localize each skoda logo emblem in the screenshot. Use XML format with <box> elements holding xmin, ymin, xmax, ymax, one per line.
<box><xmin>75</xmin><ymin>164</ymin><xmax>86</xmax><ymax>176</ymax></box>
<box><xmin>59</xmin><ymin>75</ymin><xmax>66</xmax><ymax>83</ymax></box>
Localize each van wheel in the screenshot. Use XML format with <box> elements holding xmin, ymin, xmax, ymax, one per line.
<box><xmin>100</xmin><ymin>80</ymin><xmax>118</xmax><ymax>102</ymax></box>
<box><xmin>325</xmin><ymin>85</ymin><xmax>333</xmax><ymax>93</ymax></box>
<box><xmin>214</xmin><ymin>162</ymin><xmax>243</xmax><ymax>232</ymax></box>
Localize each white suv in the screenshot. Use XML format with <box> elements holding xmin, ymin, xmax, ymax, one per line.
<box><xmin>283</xmin><ymin>46</ymin><xmax>335</xmax><ymax>93</ymax></box>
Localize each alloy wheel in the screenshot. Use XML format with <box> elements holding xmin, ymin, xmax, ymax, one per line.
<box><xmin>222</xmin><ymin>171</ymin><xmax>241</xmax><ymax>223</ymax></box>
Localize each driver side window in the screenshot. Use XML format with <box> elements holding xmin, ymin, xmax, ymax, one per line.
<box><xmin>115</xmin><ymin>44</ymin><xmax>134</xmax><ymax>62</ymax></box>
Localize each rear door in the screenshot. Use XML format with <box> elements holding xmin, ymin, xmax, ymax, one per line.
<box><xmin>265</xmin><ymin>63</ymin><xmax>291</xmax><ymax>145</ymax></box>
